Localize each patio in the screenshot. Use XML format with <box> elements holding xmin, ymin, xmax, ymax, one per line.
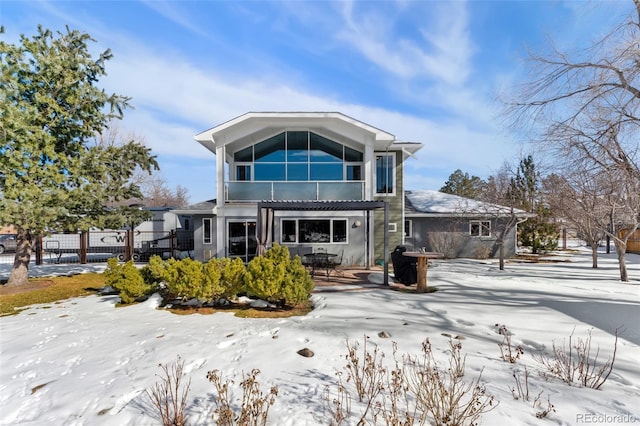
<box><xmin>309</xmin><ymin>265</ymin><xmax>413</xmax><ymax>292</ymax></box>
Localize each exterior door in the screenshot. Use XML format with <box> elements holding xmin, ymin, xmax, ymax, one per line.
<box><xmin>227</xmin><ymin>220</ymin><xmax>257</xmax><ymax>262</ymax></box>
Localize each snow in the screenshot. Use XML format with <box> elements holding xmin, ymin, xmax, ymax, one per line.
<box><xmin>406</xmin><ymin>189</ymin><xmax>528</xmax><ymax>216</ymax></box>
<box><xmin>1</xmin><ymin>245</ymin><xmax>639</xmax><ymax>425</ymax></box>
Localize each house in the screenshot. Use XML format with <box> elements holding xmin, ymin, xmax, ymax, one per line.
<box><xmin>179</xmin><ymin>112</ymin><xmax>530</xmax><ymax>276</ymax></box>
<box><xmin>404</xmin><ymin>190</ymin><xmax>533</xmax><ymax>258</ymax></box>
<box><xmin>182</xmin><ymin>112</ymin><xmax>422</xmax><ymax>279</ymax></box>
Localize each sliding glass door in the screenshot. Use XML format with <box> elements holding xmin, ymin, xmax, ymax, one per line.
<box><xmin>227</xmin><ymin>220</ymin><xmax>257</xmax><ymax>262</ymax></box>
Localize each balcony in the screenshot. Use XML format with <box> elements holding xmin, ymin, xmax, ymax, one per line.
<box><xmin>225</xmin><ymin>181</ymin><xmax>364</xmax><ymax>202</ymax></box>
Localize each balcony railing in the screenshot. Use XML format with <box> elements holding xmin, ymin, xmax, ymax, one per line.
<box><xmin>225</xmin><ymin>181</ymin><xmax>365</xmax><ymax>202</ymax></box>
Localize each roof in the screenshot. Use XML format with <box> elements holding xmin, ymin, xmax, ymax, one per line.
<box><xmin>194</xmin><ymin>112</ymin><xmax>422</xmax><ymax>155</ymax></box>
<box><xmin>405</xmin><ymin>190</ymin><xmax>533</xmax><ymax>218</ymax></box>
<box><xmin>170</xmin><ymin>199</ymin><xmax>216</xmax><ymax>215</ymax></box>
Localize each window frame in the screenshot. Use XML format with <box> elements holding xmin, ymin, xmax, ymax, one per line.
<box><xmin>469</xmin><ymin>220</ymin><xmax>491</xmax><ymax>237</ymax></box>
<box><xmin>203</xmin><ymin>218</ymin><xmax>213</xmax><ymax>244</ymax></box>
<box><xmin>231</xmin><ymin>131</ymin><xmax>364</xmax><ymax>183</ymax></box>
<box><xmin>280</xmin><ymin>218</ymin><xmax>349</xmax><ymax>244</ymax></box>
<box><xmin>375</xmin><ymin>152</ymin><xmax>396</xmax><ymax>195</ymax></box>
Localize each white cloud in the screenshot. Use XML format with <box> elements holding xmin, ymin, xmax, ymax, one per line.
<box><xmin>336</xmin><ymin>1</ymin><xmax>474</xmax><ymax>87</ymax></box>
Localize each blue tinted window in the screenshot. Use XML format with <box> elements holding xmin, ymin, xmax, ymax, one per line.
<box><xmin>255</xmin><ymin>133</ymin><xmax>285</xmax><ymax>162</ymax></box>
<box><xmin>236</xmin><ymin>165</ymin><xmax>251</xmax><ymax>181</ymax></box>
<box><xmin>310</xmin><ymin>133</ymin><xmax>342</xmax><ymax>163</ymax></box>
<box><xmin>287</xmin><ymin>131</ymin><xmax>308</xmax><ymax>163</ymax></box>
<box><xmin>376</xmin><ymin>154</ymin><xmax>393</xmax><ymax>193</ymax></box>
<box><xmin>255</xmin><ymin>163</ymin><xmax>285</xmax><ymax>181</ymax></box>
<box><xmin>234</xmin><ymin>146</ymin><xmax>253</xmax><ymax>162</ymax></box>
<box><xmin>311</xmin><ymin>164</ymin><xmax>343</xmax><ymax>180</ymax></box>
<box><xmin>287</xmin><ymin>164</ymin><xmax>308</xmax><ymax>181</ymax></box>
<box><xmin>345</xmin><ymin>146</ymin><xmax>363</xmax><ymax>161</ymax></box>
<box><xmin>346</xmin><ymin>165</ymin><xmax>361</xmax><ymax>180</ymax></box>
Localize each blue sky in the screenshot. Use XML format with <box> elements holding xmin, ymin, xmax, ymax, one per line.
<box><xmin>2</xmin><ymin>0</ymin><xmax>632</xmax><ymax>204</ymax></box>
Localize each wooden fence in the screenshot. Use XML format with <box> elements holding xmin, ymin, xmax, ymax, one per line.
<box><xmin>621</xmin><ymin>229</ymin><xmax>640</xmax><ymax>254</ymax></box>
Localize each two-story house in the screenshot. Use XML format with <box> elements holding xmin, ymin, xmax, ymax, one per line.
<box><xmin>178</xmin><ymin>112</ymin><xmax>422</xmax><ymax>281</ymax></box>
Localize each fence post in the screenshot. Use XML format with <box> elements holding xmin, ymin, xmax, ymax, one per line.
<box><xmin>79</xmin><ymin>231</ymin><xmax>88</xmax><ymax>264</ymax></box>
<box><xmin>170</xmin><ymin>230</ymin><xmax>176</xmax><ymax>258</ymax></box>
<box><xmin>126</xmin><ymin>229</ymin><xmax>133</xmax><ymax>261</ymax></box>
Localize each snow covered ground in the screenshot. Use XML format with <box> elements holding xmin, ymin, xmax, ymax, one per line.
<box><xmin>1</xmin><ymin>246</ymin><xmax>639</xmax><ymax>425</ymax></box>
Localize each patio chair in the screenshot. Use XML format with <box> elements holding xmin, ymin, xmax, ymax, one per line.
<box><xmin>326</xmin><ymin>249</ymin><xmax>344</xmax><ymax>278</ymax></box>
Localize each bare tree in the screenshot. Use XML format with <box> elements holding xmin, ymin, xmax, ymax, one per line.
<box><xmin>505</xmin><ymin>0</ymin><xmax>640</xmax><ymax>281</ymax></box>
<box><xmin>543</xmin><ymin>173</ymin><xmax>608</xmax><ymax>268</ymax></box>
<box><xmin>94</xmin><ymin>121</ymin><xmax>190</xmax><ymax>208</ymax></box>
<box><xmin>140</xmin><ymin>175</ymin><xmax>190</xmax><ymax>208</ymax></box>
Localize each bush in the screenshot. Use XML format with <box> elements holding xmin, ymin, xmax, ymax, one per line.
<box><xmin>533</xmin><ymin>328</ymin><xmax>618</xmax><ymax>389</ymax></box>
<box><xmin>218</xmin><ymin>257</ymin><xmax>246</xmax><ymax>300</ymax></box>
<box><xmin>103</xmin><ymin>258</ymin><xmax>152</xmax><ymax>304</ymax></box>
<box><xmin>326</xmin><ymin>336</ymin><xmax>495</xmax><ymax>426</ymax></box>
<box><xmin>138</xmin><ymin>256</ymin><xmax>250</xmax><ymax>304</ymax></box>
<box><xmin>207</xmin><ymin>368</ymin><xmax>278</xmax><ymax>426</ymax></box>
<box><xmin>201</xmin><ymin>258</ymin><xmax>225</xmax><ymax>300</ymax></box>
<box><xmin>163</xmin><ymin>258</ymin><xmax>210</xmax><ymax>301</ymax></box>
<box><xmin>244</xmin><ymin>244</ymin><xmax>313</xmax><ymax>307</ymax></box>
<box><xmin>141</xmin><ymin>255</ymin><xmax>167</xmax><ymax>287</ymax></box>
<box><xmin>145</xmin><ymin>357</ymin><xmax>191</xmax><ymax>426</ymax></box>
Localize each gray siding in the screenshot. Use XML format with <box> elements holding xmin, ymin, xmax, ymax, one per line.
<box><xmin>406</xmin><ymin>216</ymin><xmax>518</xmax><ymax>259</ymax></box>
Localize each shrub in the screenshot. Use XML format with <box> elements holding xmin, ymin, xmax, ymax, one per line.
<box><xmin>244</xmin><ymin>244</ymin><xmax>313</xmax><ymax>307</ymax></box>
<box><xmin>207</xmin><ymin>368</ymin><xmax>278</xmax><ymax>426</ymax></box>
<box><xmin>326</xmin><ymin>336</ymin><xmax>496</xmax><ymax>426</ymax></box>
<box><xmin>407</xmin><ymin>338</ymin><xmax>496</xmax><ymax>426</ymax></box>
<box><xmin>201</xmin><ymin>258</ymin><xmax>225</xmax><ymax>300</ymax></box>
<box><xmin>103</xmin><ymin>258</ymin><xmax>152</xmax><ymax>304</ymax></box>
<box><xmin>508</xmin><ymin>365</ymin><xmax>556</xmax><ymax>419</ymax></box>
<box><xmin>145</xmin><ymin>357</ymin><xmax>191</xmax><ymax>426</ymax></box>
<box><xmin>532</xmin><ymin>327</ymin><xmax>618</xmax><ymax>389</ymax></box>
<box><xmin>218</xmin><ymin>257</ymin><xmax>246</xmax><ymax>300</ymax></box>
<box><xmin>141</xmin><ymin>255</ymin><xmax>168</xmax><ymax>287</ymax></box>
<box><xmin>164</xmin><ymin>258</ymin><xmax>208</xmax><ymax>301</ymax></box>
<box><xmin>497</xmin><ymin>324</ymin><xmax>524</xmax><ymax>363</ymax></box>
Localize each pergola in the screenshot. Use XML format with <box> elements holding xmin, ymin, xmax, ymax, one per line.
<box><xmin>256</xmin><ymin>200</ymin><xmax>390</xmax><ymax>286</ymax></box>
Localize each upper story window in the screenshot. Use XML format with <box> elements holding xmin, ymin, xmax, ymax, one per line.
<box><xmin>375</xmin><ymin>153</ymin><xmax>395</xmax><ymax>194</ymax></box>
<box><xmin>233</xmin><ymin>131</ymin><xmax>363</xmax><ymax>182</ymax></box>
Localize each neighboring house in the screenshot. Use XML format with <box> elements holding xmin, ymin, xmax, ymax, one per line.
<box><xmin>179</xmin><ymin>112</ymin><xmax>531</xmax><ymax>269</ymax></box>
<box><xmin>404</xmin><ymin>190</ymin><xmax>533</xmax><ymax>258</ymax></box>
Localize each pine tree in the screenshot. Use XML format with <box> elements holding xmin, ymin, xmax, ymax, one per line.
<box><xmin>0</xmin><ymin>26</ymin><xmax>158</xmax><ymax>285</ymax></box>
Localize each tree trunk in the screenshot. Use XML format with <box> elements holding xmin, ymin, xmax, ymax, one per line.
<box><xmin>6</xmin><ymin>229</ymin><xmax>33</xmax><ymax>287</ymax></box>
<box><xmin>614</xmin><ymin>241</ymin><xmax>628</xmax><ymax>282</ymax></box>
<box><xmin>589</xmin><ymin>239</ymin><xmax>598</xmax><ymax>269</ymax></box>
<box><xmin>499</xmin><ymin>240</ymin><xmax>505</xmax><ymax>271</ymax></box>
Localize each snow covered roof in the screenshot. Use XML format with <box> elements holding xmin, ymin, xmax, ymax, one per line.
<box><xmin>405</xmin><ymin>190</ymin><xmax>532</xmax><ymax>218</ymax></box>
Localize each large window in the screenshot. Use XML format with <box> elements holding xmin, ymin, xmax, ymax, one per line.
<box><xmin>375</xmin><ymin>153</ymin><xmax>395</xmax><ymax>194</ymax></box>
<box><xmin>280</xmin><ymin>219</ymin><xmax>348</xmax><ymax>243</ymax></box>
<box><xmin>234</xmin><ymin>131</ymin><xmax>363</xmax><ymax>182</ymax></box>
<box><xmin>470</xmin><ymin>220</ymin><xmax>491</xmax><ymax>237</ymax></box>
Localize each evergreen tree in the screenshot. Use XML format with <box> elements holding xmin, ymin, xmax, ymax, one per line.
<box><xmin>0</xmin><ymin>26</ymin><xmax>158</xmax><ymax>286</ymax></box>
<box><xmin>440</xmin><ymin>169</ymin><xmax>486</xmax><ymax>199</ymax></box>
<box><xmin>509</xmin><ymin>156</ymin><xmax>558</xmax><ymax>253</ymax></box>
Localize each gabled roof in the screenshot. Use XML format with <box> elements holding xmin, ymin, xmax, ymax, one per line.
<box><xmin>194</xmin><ymin>112</ymin><xmax>422</xmax><ymax>155</ymax></box>
<box><xmin>405</xmin><ymin>190</ymin><xmax>533</xmax><ymax>218</ymax></box>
